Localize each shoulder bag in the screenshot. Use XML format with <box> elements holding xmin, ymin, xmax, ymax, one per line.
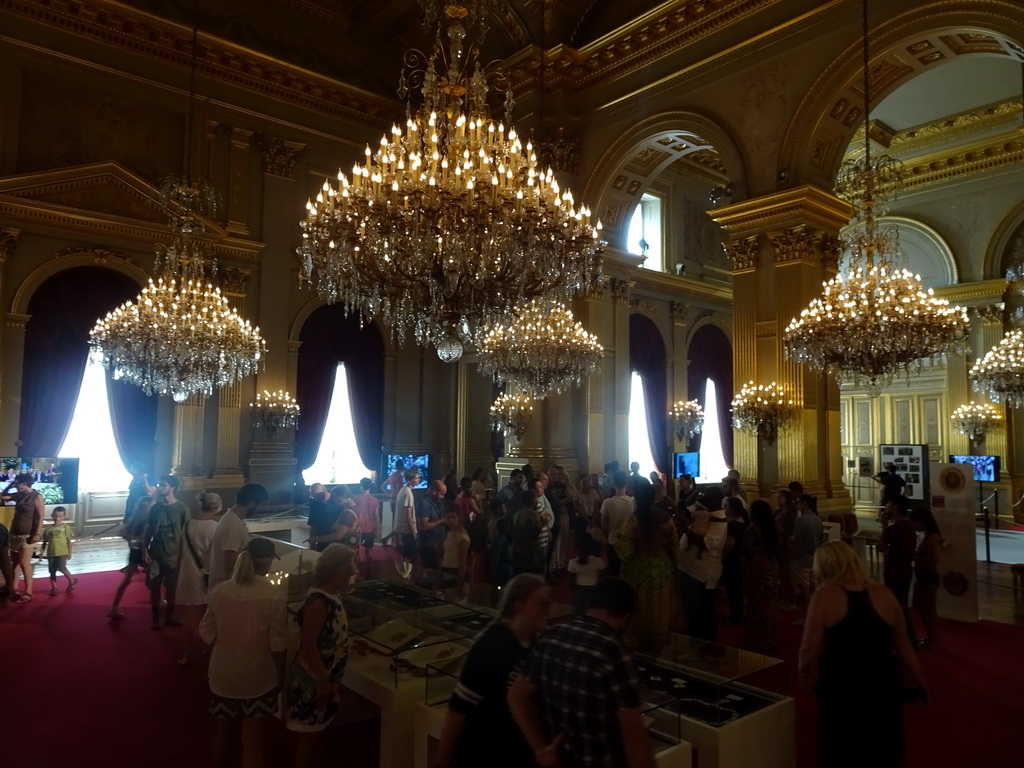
<box><xmin>183</xmin><ymin>521</ymin><xmax>209</xmax><ymax>590</ymax></box>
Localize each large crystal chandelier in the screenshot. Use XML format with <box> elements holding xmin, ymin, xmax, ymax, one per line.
<box><xmin>950</xmin><ymin>401</ymin><xmax>1002</xmax><ymax>440</ymax></box>
<box><xmin>490</xmin><ymin>392</ymin><xmax>534</xmax><ymax>440</ymax></box>
<box><xmin>670</xmin><ymin>400</ymin><xmax>704</xmax><ymax>442</ymax></box>
<box><xmin>782</xmin><ymin>0</ymin><xmax>968</xmax><ymax>398</ymax></box>
<box><xmin>731</xmin><ymin>381</ymin><xmax>795</xmax><ymax>446</ymax></box>
<box><xmin>297</xmin><ymin>0</ymin><xmax>604</xmax><ymax>362</ymax></box>
<box><xmin>90</xmin><ymin>24</ymin><xmax>266</xmax><ymax>402</ymax></box>
<box><xmin>476</xmin><ymin>298</ymin><xmax>603</xmax><ymax>398</ymax></box>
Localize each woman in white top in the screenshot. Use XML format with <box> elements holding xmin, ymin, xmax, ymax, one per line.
<box><xmin>676</xmin><ymin>489</ymin><xmax>727</xmax><ymax>642</ymax></box>
<box><xmin>567</xmin><ymin>533</ymin><xmax>606</xmax><ymax>613</ymax></box>
<box><xmin>200</xmin><ymin>536</ymin><xmax>287</xmax><ymax>768</ymax></box>
<box><xmin>441</xmin><ymin>508</ymin><xmax>471</xmax><ymax>588</ymax></box>
<box><xmin>177</xmin><ymin>491</ymin><xmax>221</xmax><ymax>666</ymax></box>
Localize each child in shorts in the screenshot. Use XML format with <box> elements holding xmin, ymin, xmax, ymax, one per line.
<box><xmin>41</xmin><ymin>506</ymin><xmax>76</xmax><ymax>595</ymax></box>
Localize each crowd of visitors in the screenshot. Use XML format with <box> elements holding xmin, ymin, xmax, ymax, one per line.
<box><xmin>0</xmin><ymin>458</ymin><xmax>942</xmax><ymax>768</ymax></box>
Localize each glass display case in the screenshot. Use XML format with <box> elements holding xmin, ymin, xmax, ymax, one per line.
<box><xmin>630</xmin><ymin>629</ymin><xmax>785</xmax><ymax>728</ymax></box>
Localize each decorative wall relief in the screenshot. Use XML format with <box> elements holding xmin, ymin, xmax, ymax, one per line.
<box><xmin>17</xmin><ymin>70</ymin><xmax>185</xmax><ymax>182</ymax></box>
<box><xmin>738</xmin><ymin>62</ymin><xmax>790</xmax><ymax>163</ymax></box>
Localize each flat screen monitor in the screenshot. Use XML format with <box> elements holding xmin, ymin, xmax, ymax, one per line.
<box><xmin>949</xmin><ymin>454</ymin><xmax>1000</xmax><ymax>483</ymax></box>
<box><xmin>673</xmin><ymin>452</ymin><xmax>700</xmax><ymax>479</ymax></box>
<box><xmin>0</xmin><ymin>456</ymin><xmax>80</xmax><ymax>505</ymax></box>
<box><xmin>384</xmin><ymin>453</ymin><xmax>429</xmax><ymax>490</ymax></box>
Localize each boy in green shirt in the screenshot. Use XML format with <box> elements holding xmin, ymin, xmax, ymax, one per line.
<box><xmin>41</xmin><ymin>506</ymin><xmax>76</xmax><ymax>595</ymax></box>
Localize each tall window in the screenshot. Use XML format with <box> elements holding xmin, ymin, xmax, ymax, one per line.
<box><xmin>628</xmin><ymin>372</ymin><xmax>659</xmax><ymax>477</ymax></box>
<box><xmin>58</xmin><ymin>357</ymin><xmax>128</xmax><ymax>492</ymax></box>
<box><xmin>696</xmin><ymin>378</ymin><xmax>730</xmax><ymax>482</ymax></box>
<box><xmin>628</xmin><ymin>193</ymin><xmax>663</xmax><ymax>270</ymax></box>
<box><xmin>303</xmin><ymin>363</ymin><xmax>373</xmax><ymax>486</ymax></box>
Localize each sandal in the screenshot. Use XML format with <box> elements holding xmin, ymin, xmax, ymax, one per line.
<box><xmin>14</xmin><ymin>592</ymin><xmax>33</xmax><ymax>603</ymax></box>
<box><xmin>49</xmin><ymin>588</ymin><xmax>59</xmax><ymax>596</ymax></box>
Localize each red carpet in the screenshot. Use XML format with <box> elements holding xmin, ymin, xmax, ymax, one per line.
<box><xmin>4</xmin><ymin>566</ymin><xmax>1023</xmax><ymax>768</ymax></box>
<box><xmin>2</xmin><ymin>571</ymin><xmax>379</xmax><ymax>768</ymax></box>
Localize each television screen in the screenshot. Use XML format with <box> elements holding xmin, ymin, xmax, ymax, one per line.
<box><xmin>384</xmin><ymin>453</ymin><xmax>429</xmax><ymax>490</ymax></box>
<box><xmin>0</xmin><ymin>457</ymin><xmax>80</xmax><ymax>505</ymax></box>
<box><xmin>673</xmin><ymin>452</ymin><xmax>700</xmax><ymax>479</ymax></box>
<box><xmin>949</xmin><ymin>454</ymin><xmax>1000</xmax><ymax>483</ymax></box>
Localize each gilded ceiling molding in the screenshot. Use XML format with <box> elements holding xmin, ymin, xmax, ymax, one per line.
<box><xmin>778</xmin><ymin>0</ymin><xmax>1024</xmax><ymax>186</ymax></box>
<box><xmin>900</xmin><ymin>135</ymin><xmax>1024</xmax><ymax>192</ymax></box>
<box><xmin>888</xmin><ymin>98</ymin><xmax>1023</xmax><ymax>153</ymax></box>
<box><xmin>506</xmin><ymin>0</ymin><xmax>777</xmax><ymax>96</ymax></box>
<box><xmin>0</xmin><ymin>228</ymin><xmax>20</xmax><ymax>262</ymax></box>
<box><xmin>0</xmin><ymin>0</ymin><xmax>397</xmax><ymax>127</ymax></box>
<box><xmin>257</xmin><ymin>135</ymin><xmax>306</xmax><ymax>179</ymax></box>
<box><xmin>711</xmin><ymin>185</ymin><xmax>852</xmax><ymax>240</ymax></box>
<box><xmin>933</xmin><ymin>278</ymin><xmax>1005</xmax><ymax>305</ymax></box>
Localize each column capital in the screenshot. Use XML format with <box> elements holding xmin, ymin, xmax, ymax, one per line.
<box><xmin>711</xmin><ymin>184</ymin><xmax>853</xmax><ymax>241</ymax></box>
<box><xmin>767</xmin><ymin>225</ymin><xmax>841</xmax><ymax>269</ymax></box>
<box><xmin>671</xmin><ymin>302</ymin><xmax>689</xmax><ymax>325</ymax></box>
<box><xmin>724</xmin><ymin>235</ymin><xmax>759</xmax><ymax>273</ymax></box>
<box><xmin>229</xmin><ymin>127</ymin><xmax>255</xmax><ymax>147</ymax></box>
<box><xmin>217</xmin><ymin>266</ymin><xmax>252</xmax><ymax>296</ymax></box>
<box><xmin>0</xmin><ymin>228</ymin><xmax>21</xmax><ymax>261</ymax></box>
<box><xmin>258</xmin><ymin>135</ymin><xmax>306</xmax><ymax>179</ymax></box>
<box><xmin>610</xmin><ymin>278</ymin><xmax>634</xmax><ymax>305</ymax></box>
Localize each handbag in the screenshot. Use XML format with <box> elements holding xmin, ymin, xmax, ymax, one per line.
<box><xmin>183</xmin><ymin>521</ymin><xmax>209</xmax><ymax>590</ymax></box>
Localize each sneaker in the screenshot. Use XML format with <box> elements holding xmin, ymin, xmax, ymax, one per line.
<box><xmin>107</xmin><ymin>607</ymin><xmax>124</xmax><ymax>619</ymax></box>
<box><xmin>66</xmin><ymin>579</ymin><xmax>77</xmax><ymax>594</ymax></box>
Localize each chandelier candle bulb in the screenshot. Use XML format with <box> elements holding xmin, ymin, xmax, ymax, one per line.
<box><xmin>731</xmin><ymin>381</ymin><xmax>796</xmax><ymax>446</ymax></box>
<box><xmin>670</xmin><ymin>400</ymin><xmax>705</xmax><ymax>442</ymax></box>
<box><xmin>950</xmin><ymin>401</ymin><xmax>1002</xmax><ymax>440</ymax></box>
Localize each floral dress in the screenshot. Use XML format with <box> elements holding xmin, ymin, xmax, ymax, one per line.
<box><xmin>741</xmin><ymin>526</ymin><xmax>781</xmax><ymax>656</ymax></box>
<box><xmin>616</xmin><ymin>511</ymin><xmax>679</xmax><ymax>635</ymax></box>
<box><xmin>286</xmin><ymin>588</ymin><xmax>349</xmax><ymax>732</ymax></box>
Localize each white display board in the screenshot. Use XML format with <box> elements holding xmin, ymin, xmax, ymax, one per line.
<box><xmin>928</xmin><ymin>463</ymin><xmax>979</xmax><ymax>623</ymax></box>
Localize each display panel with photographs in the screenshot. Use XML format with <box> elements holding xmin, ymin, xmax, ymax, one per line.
<box><xmin>0</xmin><ymin>457</ymin><xmax>80</xmax><ymax>504</ymax></box>
<box><xmin>878</xmin><ymin>444</ymin><xmax>928</xmax><ymax>504</ymax></box>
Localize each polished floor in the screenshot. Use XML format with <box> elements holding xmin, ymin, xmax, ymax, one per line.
<box><xmin>18</xmin><ymin>531</ymin><xmax>1024</xmax><ymax>626</ymax></box>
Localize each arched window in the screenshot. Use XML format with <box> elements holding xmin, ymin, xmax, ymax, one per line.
<box><xmin>696</xmin><ymin>378</ymin><xmax>730</xmax><ymax>482</ymax></box>
<box><xmin>628</xmin><ymin>371</ymin><xmax>659</xmax><ymax>477</ymax></box>
<box><xmin>628</xmin><ymin>193</ymin><xmax>663</xmax><ymax>270</ymax></box>
<box><xmin>59</xmin><ymin>357</ymin><xmax>129</xmax><ymax>492</ymax></box>
<box><xmin>629</xmin><ymin>314</ymin><xmax>669</xmax><ymax>475</ymax></box>
<box><xmin>303</xmin><ymin>363</ymin><xmax>374</xmax><ymax>486</ymax></box>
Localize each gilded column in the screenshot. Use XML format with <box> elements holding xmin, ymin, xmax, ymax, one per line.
<box><xmin>971</xmin><ymin>305</ymin><xmax>1009</xmax><ymax>464</ymax></box>
<box><xmin>713</xmin><ymin>185</ymin><xmax>853</xmax><ymax>508</ymax></box>
<box><xmin>0</xmin><ymin>228</ymin><xmax>21</xmax><ymax>440</ymax></box>
<box><xmin>226</xmin><ymin>127</ymin><xmax>254</xmax><ymax>236</ymax></box>
<box><xmin>172</xmin><ymin>392</ymin><xmax>207</xmax><ymax>488</ymax></box>
<box><xmin>574</xmin><ymin>284</ymin><xmax>608</xmax><ymax>472</ymax></box>
<box><xmin>212</xmin><ymin>268</ymin><xmax>252</xmax><ymax>489</ymax></box>
<box><xmin>3</xmin><ymin>312</ymin><xmax>30</xmax><ymax>453</ymax></box>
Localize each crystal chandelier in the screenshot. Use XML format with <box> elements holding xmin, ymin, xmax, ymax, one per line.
<box><xmin>670</xmin><ymin>400</ymin><xmax>705</xmax><ymax>442</ymax></box>
<box><xmin>297</xmin><ymin>0</ymin><xmax>604</xmax><ymax>363</ymax></box>
<box><xmin>476</xmin><ymin>298</ymin><xmax>603</xmax><ymax>398</ymax></box>
<box><xmin>731</xmin><ymin>381</ymin><xmax>795</xmax><ymax>446</ymax></box>
<box><xmin>971</xmin><ymin>330</ymin><xmax>1024</xmax><ymax>407</ymax></box>
<box><xmin>971</xmin><ymin>221</ymin><xmax>1024</xmax><ymax>407</ymax></box>
<box><xmin>251</xmin><ymin>389</ymin><xmax>301</xmax><ymax>436</ymax></box>
<box><xmin>490</xmin><ymin>392</ymin><xmax>534</xmax><ymax>440</ymax></box>
<box><xmin>90</xmin><ymin>24</ymin><xmax>265</xmax><ymax>402</ymax></box>
<box><xmin>950</xmin><ymin>401</ymin><xmax>1002</xmax><ymax>440</ymax></box>
<box><xmin>782</xmin><ymin>0</ymin><xmax>968</xmax><ymax>398</ymax></box>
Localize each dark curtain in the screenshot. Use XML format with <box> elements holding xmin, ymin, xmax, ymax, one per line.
<box><xmin>629</xmin><ymin>314</ymin><xmax>670</xmax><ymax>476</ymax></box>
<box><xmin>106</xmin><ymin>373</ymin><xmax>159</xmax><ymax>473</ymax></box>
<box><xmin>20</xmin><ymin>267</ymin><xmax>153</xmax><ymax>461</ymax></box>
<box><xmin>686</xmin><ymin>324</ymin><xmax>734</xmax><ymax>467</ymax></box>
<box><xmin>295</xmin><ymin>305</ymin><xmax>385</xmax><ymax>473</ymax></box>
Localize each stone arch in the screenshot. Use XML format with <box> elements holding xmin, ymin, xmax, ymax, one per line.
<box><xmin>882</xmin><ymin>216</ymin><xmax>958</xmax><ymax>289</ymax></box>
<box><xmin>986</xmin><ymin>199</ymin><xmax>1024</xmax><ymax>278</ymax></box>
<box><xmin>779</xmin><ymin>1</ymin><xmax>1024</xmax><ymax>188</ymax></box>
<box><xmin>289</xmin><ymin>296</ymin><xmax>395</xmax><ymax>356</ymax></box>
<box><xmin>685</xmin><ymin>313</ymin><xmax>733</xmax><ymax>349</ymax></box>
<box><xmin>11</xmin><ymin>248</ymin><xmax>148</xmax><ymax>316</ymax></box>
<box><xmin>583</xmin><ymin>111</ymin><xmax>748</xmax><ymax>252</ymax></box>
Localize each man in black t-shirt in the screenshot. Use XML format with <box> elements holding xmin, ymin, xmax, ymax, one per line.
<box><xmin>874</xmin><ymin>465</ymin><xmax>906</xmax><ymax>506</ymax></box>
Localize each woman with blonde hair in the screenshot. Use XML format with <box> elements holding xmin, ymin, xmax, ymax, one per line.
<box><xmin>799</xmin><ymin>541</ymin><xmax>927</xmax><ymax>768</ymax></box>
<box><xmin>177</xmin><ymin>491</ymin><xmax>222</xmax><ymax>666</ymax></box>
<box><xmin>286</xmin><ymin>543</ymin><xmax>357</xmax><ymax>766</ymax></box>
<box><xmin>200</xmin><ymin>537</ymin><xmax>287</xmax><ymax>768</ymax></box>
<box><xmin>435</xmin><ymin>573</ymin><xmax>552</xmax><ymax>768</ymax></box>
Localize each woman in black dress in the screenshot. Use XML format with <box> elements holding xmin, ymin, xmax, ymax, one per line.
<box><xmin>799</xmin><ymin>541</ymin><xmax>928</xmax><ymax>768</ymax></box>
<box><xmin>435</xmin><ymin>573</ymin><xmax>552</xmax><ymax>768</ymax></box>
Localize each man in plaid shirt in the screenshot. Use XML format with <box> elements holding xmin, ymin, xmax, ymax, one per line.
<box><xmin>508</xmin><ymin>578</ymin><xmax>656</xmax><ymax>768</ymax></box>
